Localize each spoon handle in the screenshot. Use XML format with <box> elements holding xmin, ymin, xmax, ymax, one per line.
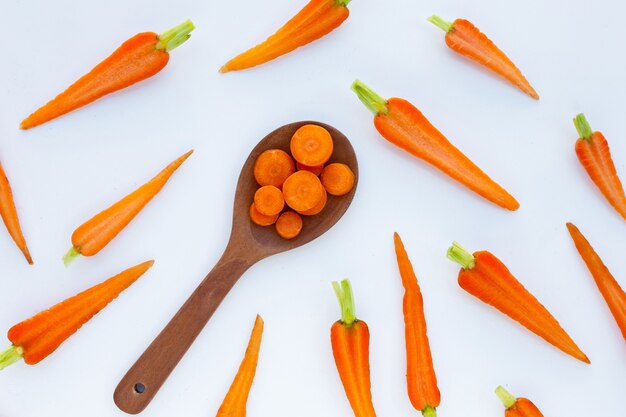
<box><xmin>113</xmin><ymin>254</ymin><xmax>251</xmax><ymax>414</ymax></box>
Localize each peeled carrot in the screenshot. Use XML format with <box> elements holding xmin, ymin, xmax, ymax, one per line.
<box><xmin>290</xmin><ymin>124</ymin><xmax>334</xmax><ymax>167</ymax></box>
<box><xmin>331</xmin><ymin>279</ymin><xmax>378</xmax><ymax>417</ymax></box>
<box><xmin>566</xmin><ymin>222</ymin><xmax>626</xmax><ymax>340</ymax></box>
<box><xmin>282</xmin><ymin>170</ymin><xmax>325</xmax><ymax>212</ymax></box>
<box><xmin>63</xmin><ymin>150</ymin><xmax>193</xmax><ymax>265</ymax></box>
<box><xmin>254</xmin><ymin>149</ymin><xmax>295</xmax><ymax>188</ymax></box>
<box><xmin>0</xmin><ymin>162</ymin><xmax>32</xmax><ymax>264</ymax></box>
<box><xmin>215</xmin><ymin>315</ymin><xmax>264</xmax><ymax>417</ymax></box>
<box><xmin>299</xmin><ymin>187</ymin><xmax>327</xmax><ymax>215</ymax></box>
<box><xmin>427</xmin><ymin>16</ymin><xmax>538</xmax><ymax>99</ymax></box>
<box><xmin>321</xmin><ymin>163</ymin><xmax>355</xmax><ymax>196</ymax></box>
<box><xmin>573</xmin><ymin>114</ymin><xmax>626</xmax><ymax>220</ymax></box>
<box><xmin>254</xmin><ymin>185</ymin><xmax>285</xmax><ymax>216</ymax></box>
<box><xmin>297</xmin><ymin>162</ymin><xmax>324</xmax><ymax>176</ymax></box>
<box><xmin>275</xmin><ymin>211</ymin><xmax>303</xmax><ymax>239</ymax></box>
<box><xmin>249</xmin><ymin>203</ymin><xmax>279</xmax><ymax>226</ymax></box>
<box><xmin>495</xmin><ymin>386</ymin><xmax>544</xmax><ymax>417</ymax></box>
<box><xmin>352</xmin><ymin>81</ymin><xmax>519</xmax><ymax>210</ymax></box>
<box><xmin>220</xmin><ymin>0</ymin><xmax>351</xmax><ymax>72</ymax></box>
<box><xmin>21</xmin><ymin>21</ymin><xmax>195</xmax><ymax>129</ymax></box>
<box><xmin>393</xmin><ymin>233</ymin><xmax>439</xmax><ymax>417</ymax></box>
<box><xmin>0</xmin><ymin>260</ymin><xmax>153</xmax><ymax>369</ymax></box>
<box><xmin>447</xmin><ymin>242</ymin><xmax>589</xmax><ymax>363</ymax></box>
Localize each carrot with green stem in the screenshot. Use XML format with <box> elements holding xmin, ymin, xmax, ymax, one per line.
<box><xmin>566</xmin><ymin>222</ymin><xmax>626</xmax><ymax>340</ymax></box>
<box><xmin>447</xmin><ymin>242</ymin><xmax>589</xmax><ymax>363</ymax></box>
<box><xmin>495</xmin><ymin>386</ymin><xmax>544</xmax><ymax>417</ymax></box>
<box><xmin>0</xmin><ymin>260</ymin><xmax>153</xmax><ymax>370</ymax></box>
<box><xmin>21</xmin><ymin>20</ymin><xmax>195</xmax><ymax>129</ymax></box>
<box><xmin>0</xmin><ymin>162</ymin><xmax>32</xmax><ymax>264</ymax></box>
<box><xmin>220</xmin><ymin>0</ymin><xmax>352</xmax><ymax>72</ymax></box>
<box><xmin>331</xmin><ymin>279</ymin><xmax>378</xmax><ymax>417</ymax></box>
<box><xmin>427</xmin><ymin>16</ymin><xmax>538</xmax><ymax>99</ymax></box>
<box><xmin>573</xmin><ymin>114</ymin><xmax>626</xmax><ymax>220</ymax></box>
<box><xmin>352</xmin><ymin>80</ymin><xmax>519</xmax><ymax>210</ymax></box>
<box><xmin>393</xmin><ymin>233</ymin><xmax>439</xmax><ymax>417</ymax></box>
<box><xmin>63</xmin><ymin>150</ymin><xmax>193</xmax><ymax>266</ymax></box>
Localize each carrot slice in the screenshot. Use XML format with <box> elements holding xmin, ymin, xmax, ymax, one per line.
<box><xmin>297</xmin><ymin>162</ymin><xmax>324</xmax><ymax>176</ymax></box>
<box><xmin>321</xmin><ymin>163</ymin><xmax>355</xmax><ymax>196</ymax></box>
<box><xmin>254</xmin><ymin>149</ymin><xmax>295</xmax><ymax>188</ymax></box>
<box><xmin>282</xmin><ymin>170</ymin><xmax>325</xmax><ymax>212</ymax></box>
<box><xmin>298</xmin><ymin>187</ymin><xmax>327</xmax><ymax>216</ymax></box>
<box><xmin>0</xmin><ymin>163</ymin><xmax>32</xmax><ymax>264</ymax></box>
<box><xmin>249</xmin><ymin>203</ymin><xmax>279</xmax><ymax>226</ymax></box>
<box><xmin>275</xmin><ymin>211</ymin><xmax>303</xmax><ymax>239</ymax></box>
<box><xmin>290</xmin><ymin>124</ymin><xmax>334</xmax><ymax>167</ymax></box>
<box><xmin>254</xmin><ymin>185</ymin><xmax>285</xmax><ymax>216</ymax></box>
<box><xmin>495</xmin><ymin>386</ymin><xmax>544</xmax><ymax>417</ymax></box>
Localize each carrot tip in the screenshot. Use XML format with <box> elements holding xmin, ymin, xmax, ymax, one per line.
<box><xmin>573</xmin><ymin>113</ymin><xmax>593</xmax><ymax>141</ymax></box>
<box><xmin>447</xmin><ymin>242</ymin><xmax>475</xmax><ymax>270</ymax></box>
<box><xmin>219</xmin><ymin>65</ymin><xmax>230</xmax><ymax>73</ymax></box>
<box><xmin>23</xmin><ymin>249</ymin><xmax>33</xmax><ymax>265</ymax></box>
<box><xmin>351</xmin><ymin>80</ymin><xmax>388</xmax><ymax>115</ymax></box>
<box><xmin>156</xmin><ymin>20</ymin><xmax>195</xmax><ymax>52</ymax></box>
<box><xmin>63</xmin><ymin>246</ymin><xmax>81</xmax><ymax>267</ymax></box>
<box><xmin>0</xmin><ymin>345</ymin><xmax>23</xmax><ymax>371</ymax></box>
<box><xmin>422</xmin><ymin>406</ymin><xmax>437</xmax><ymax>417</ymax></box>
<box><xmin>495</xmin><ymin>386</ymin><xmax>517</xmax><ymax>409</ymax></box>
<box><xmin>427</xmin><ymin>15</ymin><xmax>453</xmax><ymax>32</ymax></box>
<box><xmin>332</xmin><ymin>279</ymin><xmax>357</xmax><ymax>326</ymax></box>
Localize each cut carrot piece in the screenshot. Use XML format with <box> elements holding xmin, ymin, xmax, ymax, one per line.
<box><xmin>254</xmin><ymin>149</ymin><xmax>295</xmax><ymax>188</ymax></box>
<box><xmin>249</xmin><ymin>203</ymin><xmax>279</xmax><ymax>226</ymax></box>
<box><xmin>290</xmin><ymin>124</ymin><xmax>334</xmax><ymax>167</ymax></box>
<box><xmin>321</xmin><ymin>163</ymin><xmax>355</xmax><ymax>196</ymax></box>
<box><xmin>299</xmin><ymin>187</ymin><xmax>327</xmax><ymax>216</ymax></box>
<box><xmin>254</xmin><ymin>185</ymin><xmax>285</xmax><ymax>216</ymax></box>
<box><xmin>282</xmin><ymin>170</ymin><xmax>325</xmax><ymax>212</ymax></box>
<box><xmin>275</xmin><ymin>211</ymin><xmax>303</xmax><ymax>239</ymax></box>
<box><xmin>297</xmin><ymin>162</ymin><xmax>324</xmax><ymax>176</ymax></box>
<box><xmin>0</xmin><ymin>163</ymin><xmax>32</xmax><ymax>264</ymax></box>
<box><xmin>495</xmin><ymin>386</ymin><xmax>544</xmax><ymax>417</ymax></box>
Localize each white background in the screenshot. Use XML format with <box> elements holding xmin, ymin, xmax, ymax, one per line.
<box><xmin>1</xmin><ymin>0</ymin><xmax>625</xmax><ymax>415</ymax></box>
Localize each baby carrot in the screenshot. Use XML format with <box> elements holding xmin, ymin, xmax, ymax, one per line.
<box><xmin>495</xmin><ymin>386</ymin><xmax>544</xmax><ymax>417</ymax></box>
<box><xmin>290</xmin><ymin>124</ymin><xmax>334</xmax><ymax>167</ymax></box>
<box><xmin>0</xmin><ymin>261</ymin><xmax>153</xmax><ymax>370</ymax></box>
<box><xmin>220</xmin><ymin>0</ymin><xmax>351</xmax><ymax>72</ymax></box>
<box><xmin>573</xmin><ymin>114</ymin><xmax>626</xmax><ymax>220</ymax></box>
<box><xmin>249</xmin><ymin>203</ymin><xmax>279</xmax><ymax>226</ymax></box>
<box><xmin>352</xmin><ymin>81</ymin><xmax>519</xmax><ymax>210</ymax></box>
<box><xmin>282</xmin><ymin>170</ymin><xmax>325</xmax><ymax>212</ymax></box>
<box><xmin>254</xmin><ymin>185</ymin><xmax>285</xmax><ymax>216</ymax></box>
<box><xmin>0</xmin><ymin>162</ymin><xmax>32</xmax><ymax>264</ymax></box>
<box><xmin>321</xmin><ymin>163</ymin><xmax>355</xmax><ymax>196</ymax></box>
<box><xmin>427</xmin><ymin>16</ymin><xmax>538</xmax><ymax>99</ymax></box>
<box><xmin>63</xmin><ymin>150</ymin><xmax>193</xmax><ymax>265</ymax></box>
<box><xmin>447</xmin><ymin>242</ymin><xmax>589</xmax><ymax>363</ymax></box>
<box><xmin>331</xmin><ymin>279</ymin><xmax>378</xmax><ymax>417</ymax></box>
<box><xmin>275</xmin><ymin>211</ymin><xmax>303</xmax><ymax>239</ymax></box>
<box><xmin>254</xmin><ymin>149</ymin><xmax>295</xmax><ymax>188</ymax></box>
<box><xmin>215</xmin><ymin>315</ymin><xmax>264</xmax><ymax>417</ymax></box>
<box><xmin>21</xmin><ymin>20</ymin><xmax>195</xmax><ymax>129</ymax></box>
<box><xmin>393</xmin><ymin>233</ymin><xmax>439</xmax><ymax>417</ymax></box>
<box><xmin>566</xmin><ymin>222</ymin><xmax>626</xmax><ymax>340</ymax></box>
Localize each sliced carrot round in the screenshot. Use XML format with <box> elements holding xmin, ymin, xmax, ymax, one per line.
<box><xmin>282</xmin><ymin>171</ymin><xmax>325</xmax><ymax>212</ymax></box>
<box><xmin>249</xmin><ymin>203</ymin><xmax>278</xmax><ymax>226</ymax></box>
<box><xmin>275</xmin><ymin>211</ymin><xmax>303</xmax><ymax>239</ymax></box>
<box><xmin>290</xmin><ymin>124</ymin><xmax>334</xmax><ymax>167</ymax></box>
<box><xmin>254</xmin><ymin>185</ymin><xmax>284</xmax><ymax>216</ymax></box>
<box><xmin>253</xmin><ymin>149</ymin><xmax>295</xmax><ymax>188</ymax></box>
<box><xmin>296</xmin><ymin>162</ymin><xmax>324</xmax><ymax>176</ymax></box>
<box><xmin>321</xmin><ymin>163</ymin><xmax>355</xmax><ymax>196</ymax></box>
<box><xmin>299</xmin><ymin>188</ymin><xmax>327</xmax><ymax>216</ymax></box>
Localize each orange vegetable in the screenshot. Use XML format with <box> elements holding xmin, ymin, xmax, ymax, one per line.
<box><xmin>249</xmin><ymin>203</ymin><xmax>279</xmax><ymax>226</ymax></box>
<box><xmin>220</xmin><ymin>0</ymin><xmax>351</xmax><ymax>72</ymax></box>
<box><xmin>282</xmin><ymin>170</ymin><xmax>325</xmax><ymax>212</ymax></box>
<box><xmin>352</xmin><ymin>81</ymin><xmax>519</xmax><ymax>210</ymax></box>
<box><xmin>393</xmin><ymin>233</ymin><xmax>439</xmax><ymax>417</ymax></box>
<box><xmin>573</xmin><ymin>114</ymin><xmax>626</xmax><ymax>220</ymax></box>
<box><xmin>290</xmin><ymin>124</ymin><xmax>334</xmax><ymax>167</ymax></box>
<box><xmin>0</xmin><ymin>163</ymin><xmax>32</xmax><ymax>264</ymax></box>
<box><xmin>297</xmin><ymin>162</ymin><xmax>324</xmax><ymax>176</ymax></box>
<box><xmin>331</xmin><ymin>279</ymin><xmax>378</xmax><ymax>417</ymax></box>
<box><xmin>254</xmin><ymin>149</ymin><xmax>295</xmax><ymax>188</ymax></box>
<box><xmin>566</xmin><ymin>222</ymin><xmax>626</xmax><ymax>340</ymax></box>
<box><xmin>447</xmin><ymin>242</ymin><xmax>589</xmax><ymax>363</ymax></box>
<box><xmin>427</xmin><ymin>16</ymin><xmax>538</xmax><ymax>99</ymax></box>
<box><xmin>0</xmin><ymin>261</ymin><xmax>153</xmax><ymax>369</ymax></box>
<box><xmin>63</xmin><ymin>150</ymin><xmax>193</xmax><ymax>265</ymax></box>
<box><xmin>254</xmin><ymin>185</ymin><xmax>285</xmax><ymax>216</ymax></box>
<box><xmin>21</xmin><ymin>21</ymin><xmax>195</xmax><ymax>129</ymax></box>
<box><xmin>275</xmin><ymin>211</ymin><xmax>303</xmax><ymax>239</ymax></box>
<box><xmin>321</xmin><ymin>163</ymin><xmax>355</xmax><ymax>196</ymax></box>
<box><xmin>216</xmin><ymin>315</ymin><xmax>264</xmax><ymax>417</ymax></box>
<box><xmin>495</xmin><ymin>386</ymin><xmax>544</xmax><ymax>417</ymax></box>
<box><xmin>298</xmin><ymin>187</ymin><xmax>327</xmax><ymax>215</ymax></box>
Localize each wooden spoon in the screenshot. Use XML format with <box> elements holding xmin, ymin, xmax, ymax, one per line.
<box><xmin>113</xmin><ymin>121</ymin><xmax>358</xmax><ymax>414</ymax></box>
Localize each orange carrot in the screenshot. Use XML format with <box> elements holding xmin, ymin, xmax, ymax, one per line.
<box><xmin>254</xmin><ymin>185</ymin><xmax>285</xmax><ymax>216</ymax></box>
<box><xmin>566</xmin><ymin>222</ymin><xmax>626</xmax><ymax>340</ymax></box>
<box><xmin>220</xmin><ymin>0</ymin><xmax>351</xmax><ymax>72</ymax></box>
<box><xmin>282</xmin><ymin>170</ymin><xmax>325</xmax><ymax>212</ymax></box>
<box><xmin>573</xmin><ymin>114</ymin><xmax>626</xmax><ymax>220</ymax></box>
<box><xmin>290</xmin><ymin>124</ymin><xmax>334</xmax><ymax>167</ymax></box>
<box><xmin>0</xmin><ymin>260</ymin><xmax>153</xmax><ymax>369</ymax></box>
<box><xmin>275</xmin><ymin>211</ymin><xmax>303</xmax><ymax>239</ymax></box>
<box><xmin>254</xmin><ymin>149</ymin><xmax>295</xmax><ymax>188</ymax></box>
<box><xmin>495</xmin><ymin>386</ymin><xmax>544</xmax><ymax>417</ymax></box>
<box><xmin>331</xmin><ymin>279</ymin><xmax>378</xmax><ymax>417</ymax></box>
<box><xmin>249</xmin><ymin>203</ymin><xmax>279</xmax><ymax>226</ymax></box>
<box><xmin>321</xmin><ymin>163</ymin><xmax>355</xmax><ymax>196</ymax></box>
<box><xmin>352</xmin><ymin>81</ymin><xmax>519</xmax><ymax>210</ymax></box>
<box><xmin>393</xmin><ymin>233</ymin><xmax>439</xmax><ymax>417</ymax></box>
<box><xmin>216</xmin><ymin>315</ymin><xmax>264</xmax><ymax>417</ymax></box>
<box><xmin>20</xmin><ymin>21</ymin><xmax>195</xmax><ymax>129</ymax></box>
<box><xmin>447</xmin><ymin>242</ymin><xmax>589</xmax><ymax>363</ymax></box>
<box><xmin>427</xmin><ymin>16</ymin><xmax>538</xmax><ymax>99</ymax></box>
<box><xmin>0</xmin><ymin>162</ymin><xmax>32</xmax><ymax>264</ymax></box>
<box><xmin>297</xmin><ymin>162</ymin><xmax>324</xmax><ymax>176</ymax></box>
<box><xmin>63</xmin><ymin>150</ymin><xmax>193</xmax><ymax>265</ymax></box>
<box><xmin>298</xmin><ymin>187</ymin><xmax>327</xmax><ymax>215</ymax></box>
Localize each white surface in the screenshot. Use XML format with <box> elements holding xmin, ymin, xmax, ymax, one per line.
<box><xmin>1</xmin><ymin>0</ymin><xmax>625</xmax><ymax>415</ymax></box>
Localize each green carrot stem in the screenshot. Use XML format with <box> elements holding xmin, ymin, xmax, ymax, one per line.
<box><xmin>422</xmin><ymin>405</ymin><xmax>437</xmax><ymax>417</ymax></box>
<box><xmin>427</xmin><ymin>15</ymin><xmax>453</xmax><ymax>32</ymax></box>
<box><xmin>63</xmin><ymin>246</ymin><xmax>81</xmax><ymax>267</ymax></box>
<box><xmin>447</xmin><ymin>242</ymin><xmax>476</xmax><ymax>270</ymax></box>
<box><xmin>332</xmin><ymin>279</ymin><xmax>357</xmax><ymax>326</ymax></box>
<box><xmin>156</xmin><ymin>20</ymin><xmax>195</xmax><ymax>52</ymax></box>
<box><xmin>0</xmin><ymin>346</ymin><xmax>23</xmax><ymax>371</ymax></box>
<box><xmin>335</xmin><ymin>0</ymin><xmax>352</xmax><ymax>5</ymax></box>
<box><xmin>495</xmin><ymin>386</ymin><xmax>517</xmax><ymax>409</ymax></box>
<box><xmin>351</xmin><ymin>80</ymin><xmax>389</xmax><ymax>115</ymax></box>
<box><xmin>573</xmin><ymin>113</ymin><xmax>593</xmax><ymax>141</ymax></box>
